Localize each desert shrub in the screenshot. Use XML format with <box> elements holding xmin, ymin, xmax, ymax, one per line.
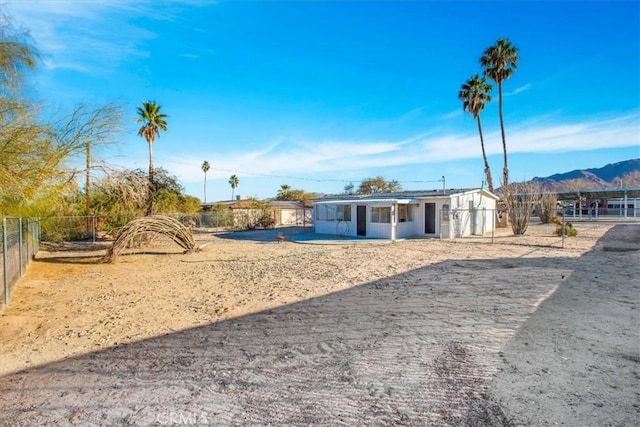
<box><xmin>231</xmin><ymin>199</ymin><xmax>275</xmax><ymax>230</ymax></box>
<box><xmin>234</xmin><ymin>210</ymin><xmax>275</xmax><ymax>230</ymax></box>
<box><xmin>40</xmin><ymin>216</ymin><xmax>91</xmax><ymax>242</ymax></box>
<box><xmin>255</xmin><ymin>212</ymin><xmax>276</xmax><ymax>229</ymax></box>
<box><xmin>538</xmin><ymin>192</ymin><xmax>558</xmax><ymax>224</ymax></box>
<box><xmin>555</xmin><ymin>222</ymin><xmax>577</xmax><ymax>237</ymax></box>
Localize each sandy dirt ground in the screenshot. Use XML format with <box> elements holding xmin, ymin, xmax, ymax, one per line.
<box><xmin>0</xmin><ymin>222</ymin><xmax>638</xmax><ymax>426</ymax></box>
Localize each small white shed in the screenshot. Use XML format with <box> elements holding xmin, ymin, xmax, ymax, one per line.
<box><xmin>313</xmin><ymin>188</ymin><xmax>499</xmax><ymax>240</ymax></box>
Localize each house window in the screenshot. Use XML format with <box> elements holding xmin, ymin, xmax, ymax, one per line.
<box><xmin>398</xmin><ymin>204</ymin><xmax>414</xmax><ymax>222</ymax></box>
<box><xmin>326</xmin><ymin>204</ymin><xmax>336</xmax><ymax>221</ymax></box>
<box><xmin>371</xmin><ymin>207</ymin><xmax>391</xmax><ymax>223</ymax></box>
<box><xmin>315</xmin><ymin>205</ymin><xmax>328</xmax><ymax>221</ymax></box>
<box><xmin>315</xmin><ymin>204</ymin><xmax>351</xmax><ymax>221</ymax></box>
<box><xmin>337</xmin><ymin>205</ymin><xmax>351</xmax><ymax>221</ymax></box>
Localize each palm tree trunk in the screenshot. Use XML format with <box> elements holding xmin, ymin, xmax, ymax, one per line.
<box><xmin>204</xmin><ymin>173</ymin><xmax>207</xmax><ymax>204</ymax></box>
<box><xmin>498</xmin><ymin>83</ymin><xmax>509</xmax><ymax>188</ymax></box>
<box><xmin>476</xmin><ymin>116</ymin><xmax>494</xmax><ymax>193</ymax></box>
<box><xmin>231</xmin><ymin>187</ymin><xmax>235</xmax><ymax>200</ymax></box>
<box><xmin>146</xmin><ymin>140</ymin><xmax>154</xmax><ymax>216</ymax></box>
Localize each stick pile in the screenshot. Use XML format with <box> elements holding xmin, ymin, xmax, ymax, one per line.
<box><xmin>102</xmin><ymin>215</ymin><xmax>196</xmax><ymax>263</ymax></box>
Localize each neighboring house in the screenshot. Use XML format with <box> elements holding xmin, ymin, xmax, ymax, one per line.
<box><xmin>202</xmin><ymin>199</ymin><xmax>313</xmax><ymax>227</ymax></box>
<box><xmin>269</xmin><ymin>201</ymin><xmax>313</xmax><ymax>226</ymax></box>
<box><xmin>313</xmin><ymin>189</ymin><xmax>499</xmax><ymax>240</ymax></box>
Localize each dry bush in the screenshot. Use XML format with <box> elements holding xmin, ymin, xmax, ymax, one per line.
<box><xmin>538</xmin><ymin>191</ymin><xmax>558</xmax><ymax>224</ymax></box>
<box><xmin>500</xmin><ymin>181</ymin><xmax>540</xmax><ymax>235</ymax></box>
<box><xmin>233</xmin><ymin>200</ymin><xmax>275</xmax><ymax>230</ymax></box>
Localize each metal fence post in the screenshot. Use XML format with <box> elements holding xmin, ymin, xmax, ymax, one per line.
<box><xmin>562</xmin><ymin>209</ymin><xmax>566</xmax><ymax>249</ymax></box>
<box><xmin>92</xmin><ymin>215</ymin><xmax>97</xmax><ymax>243</ymax></box>
<box><xmin>3</xmin><ymin>217</ymin><xmax>8</xmax><ymax>306</ymax></box>
<box><xmin>26</xmin><ymin>219</ymin><xmax>30</xmax><ymax>263</ymax></box>
<box><xmin>491</xmin><ymin>209</ymin><xmax>495</xmax><ymax>244</ymax></box>
<box><xmin>35</xmin><ymin>219</ymin><xmax>40</xmax><ymax>254</ymax></box>
<box><xmin>18</xmin><ymin>218</ymin><xmax>24</xmax><ymax>277</ymax></box>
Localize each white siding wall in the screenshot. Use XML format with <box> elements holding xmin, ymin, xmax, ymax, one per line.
<box><xmin>449</xmin><ymin>191</ymin><xmax>497</xmax><ymax>237</ymax></box>
<box><xmin>367</xmin><ymin>221</ymin><xmax>392</xmax><ymax>239</ymax></box>
<box><xmin>413</xmin><ymin>203</ymin><xmax>425</xmax><ymax>237</ymax></box>
<box><xmin>396</xmin><ymin>221</ymin><xmax>417</xmax><ymax>239</ymax></box>
<box><xmin>417</xmin><ymin>198</ymin><xmax>450</xmax><ymax>238</ymax></box>
<box><xmin>314</xmin><ymin>220</ymin><xmax>355</xmax><ymax>235</ymax></box>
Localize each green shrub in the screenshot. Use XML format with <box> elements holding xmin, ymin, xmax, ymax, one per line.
<box><xmin>40</xmin><ymin>217</ymin><xmax>91</xmax><ymax>242</ymax></box>
<box><xmin>555</xmin><ymin>223</ymin><xmax>577</xmax><ymax>237</ymax></box>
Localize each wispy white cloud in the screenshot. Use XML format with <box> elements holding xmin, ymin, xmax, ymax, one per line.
<box><xmin>506</xmin><ymin>83</ymin><xmax>532</xmax><ymax>96</ymax></box>
<box><xmin>181</xmin><ymin>47</ymin><xmax>217</xmax><ymax>60</ymax></box>
<box><xmin>41</xmin><ymin>58</ymin><xmax>90</xmax><ymax>73</ymax></box>
<box><xmin>441</xmin><ymin>108</ymin><xmax>463</xmax><ymax>120</ymax></box>
<box><xmin>398</xmin><ymin>106</ymin><xmax>426</xmax><ymax>121</ymax></box>
<box><xmin>164</xmin><ymin>111</ymin><xmax>640</xmax><ymax>185</ymax></box>
<box><xmin>4</xmin><ymin>0</ymin><xmax>208</xmax><ymax>75</ymax></box>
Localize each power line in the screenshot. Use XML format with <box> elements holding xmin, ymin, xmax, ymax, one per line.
<box><xmin>209</xmin><ymin>166</ymin><xmax>445</xmax><ymax>185</ymax></box>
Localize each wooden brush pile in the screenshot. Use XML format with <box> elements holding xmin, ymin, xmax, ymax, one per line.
<box><xmin>102</xmin><ymin>215</ymin><xmax>196</xmax><ymax>263</ymax></box>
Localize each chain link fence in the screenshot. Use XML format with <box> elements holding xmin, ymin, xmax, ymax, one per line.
<box><xmin>1</xmin><ymin>217</ymin><xmax>40</xmax><ymax>312</ymax></box>
<box><xmin>36</xmin><ymin>212</ymin><xmax>239</xmax><ymax>245</ymax></box>
<box><xmin>167</xmin><ymin>212</ymin><xmax>236</xmax><ymax>230</ymax></box>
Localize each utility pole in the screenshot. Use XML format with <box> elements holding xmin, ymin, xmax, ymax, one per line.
<box><xmin>85</xmin><ymin>140</ymin><xmax>92</xmax><ymax>236</ymax></box>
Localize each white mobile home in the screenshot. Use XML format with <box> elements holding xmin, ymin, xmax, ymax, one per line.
<box><xmin>313</xmin><ymin>189</ymin><xmax>498</xmax><ymax>240</ymax></box>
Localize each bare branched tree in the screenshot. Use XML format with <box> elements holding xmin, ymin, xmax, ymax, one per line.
<box><xmin>500</xmin><ymin>181</ymin><xmax>540</xmax><ymax>235</ymax></box>
<box><xmin>538</xmin><ymin>191</ymin><xmax>558</xmax><ymax>224</ymax></box>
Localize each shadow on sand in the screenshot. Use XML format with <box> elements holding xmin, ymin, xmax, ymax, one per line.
<box><xmin>213</xmin><ymin>226</ymin><xmax>313</xmax><ymax>242</ymax></box>
<box><xmin>1</xmin><ymin>225</ymin><xmax>638</xmax><ymax>425</ymax></box>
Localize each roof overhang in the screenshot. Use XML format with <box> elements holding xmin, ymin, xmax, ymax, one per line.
<box><xmin>313</xmin><ymin>188</ymin><xmax>497</xmax><ymax>204</ymax></box>
<box><xmin>314</xmin><ymin>198</ymin><xmax>418</xmax><ymax>206</ymax></box>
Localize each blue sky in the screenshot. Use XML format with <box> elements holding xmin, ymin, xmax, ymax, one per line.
<box><xmin>6</xmin><ymin>0</ymin><xmax>640</xmax><ymax>202</ymax></box>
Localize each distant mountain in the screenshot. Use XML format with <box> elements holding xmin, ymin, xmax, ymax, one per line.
<box><xmin>532</xmin><ymin>159</ymin><xmax>640</xmax><ymax>189</ymax></box>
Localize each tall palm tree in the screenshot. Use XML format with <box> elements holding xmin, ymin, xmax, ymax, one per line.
<box><xmin>135</xmin><ymin>100</ymin><xmax>168</xmax><ymax>215</ymax></box>
<box><xmin>480</xmin><ymin>38</ymin><xmax>518</xmax><ymax>188</ymax></box>
<box><xmin>201</xmin><ymin>161</ymin><xmax>210</xmax><ymax>203</ymax></box>
<box><xmin>228</xmin><ymin>174</ymin><xmax>239</xmax><ymax>200</ymax></box>
<box><xmin>459</xmin><ymin>74</ymin><xmax>494</xmax><ymax>193</ymax></box>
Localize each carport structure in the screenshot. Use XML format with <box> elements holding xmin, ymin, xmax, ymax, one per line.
<box><xmin>551</xmin><ymin>187</ymin><xmax>640</xmax><ymax>219</ymax></box>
